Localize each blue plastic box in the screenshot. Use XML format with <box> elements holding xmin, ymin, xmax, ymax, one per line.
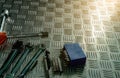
<box><xmin>64</xmin><ymin>43</ymin><xmax>86</xmax><ymax>66</ymax></box>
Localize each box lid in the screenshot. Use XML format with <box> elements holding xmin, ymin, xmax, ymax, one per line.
<box><xmin>64</xmin><ymin>43</ymin><xmax>86</xmax><ymax>61</ymax></box>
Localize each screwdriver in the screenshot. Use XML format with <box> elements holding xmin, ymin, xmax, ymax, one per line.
<box><xmin>7</xmin><ymin>32</ymin><xmax>48</xmax><ymax>38</ymax></box>
<box><xmin>0</xmin><ymin>9</ymin><xmax>8</xmax><ymax>46</ymax></box>
<box><xmin>0</xmin><ymin>9</ymin><xmax>48</xmax><ymax>47</ymax></box>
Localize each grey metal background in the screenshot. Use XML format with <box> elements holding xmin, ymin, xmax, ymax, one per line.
<box><xmin>0</xmin><ymin>0</ymin><xmax>120</xmax><ymax>78</ymax></box>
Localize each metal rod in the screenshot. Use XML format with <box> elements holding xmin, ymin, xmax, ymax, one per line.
<box><xmin>0</xmin><ymin>16</ymin><xmax>6</xmax><ymax>32</ymax></box>
<box><xmin>7</xmin><ymin>32</ymin><xmax>48</xmax><ymax>38</ymax></box>
<box><xmin>0</xmin><ymin>9</ymin><xmax>9</xmax><ymax>32</ymax></box>
<box><xmin>44</xmin><ymin>56</ymin><xmax>50</xmax><ymax>78</ymax></box>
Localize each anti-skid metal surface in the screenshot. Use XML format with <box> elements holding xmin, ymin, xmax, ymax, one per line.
<box><xmin>0</xmin><ymin>0</ymin><xmax>120</xmax><ymax>78</ymax></box>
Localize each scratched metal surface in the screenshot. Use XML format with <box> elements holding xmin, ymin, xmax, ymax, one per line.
<box><xmin>0</xmin><ymin>0</ymin><xmax>120</xmax><ymax>78</ymax></box>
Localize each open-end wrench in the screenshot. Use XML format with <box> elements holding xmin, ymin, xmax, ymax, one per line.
<box><xmin>0</xmin><ymin>40</ymin><xmax>23</xmax><ymax>78</ymax></box>
<box><xmin>5</xmin><ymin>43</ymin><xmax>33</xmax><ymax>78</ymax></box>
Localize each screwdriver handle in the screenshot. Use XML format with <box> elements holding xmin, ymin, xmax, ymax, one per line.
<box><xmin>0</xmin><ymin>32</ymin><xmax>7</xmax><ymax>45</ymax></box>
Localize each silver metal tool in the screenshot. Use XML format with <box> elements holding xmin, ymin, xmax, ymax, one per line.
<box><xmin>0</xmin><ymin>9</ymin><xmax>9</xmax><ymax>32</ymax></box>
<box><xmin>43</xmin><ymin>51</ymin><xmax>51</xmax><ymax>78</ymax></box>
<box><xmin>7</xmin><ymin>32</ymin><xmax>48</xmax><ymax>38</ymax></box>
<box><xmin>0</xmin><ymin>9</ymin><xmax>48</xmax><ymax>40</ymax></box>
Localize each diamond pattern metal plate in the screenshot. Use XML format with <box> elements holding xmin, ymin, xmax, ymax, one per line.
<box><xmin>0</xmin><ymin>0</ymin><xmax>120</xmax><ymax>78</ymax></box>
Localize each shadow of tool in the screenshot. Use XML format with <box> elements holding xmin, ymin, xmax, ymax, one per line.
<box><xmin>62</xmin><ymin>61</ymin><xmax>86</xmax><ymax>76</ymax></box>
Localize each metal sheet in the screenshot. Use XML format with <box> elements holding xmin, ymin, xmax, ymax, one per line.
<box><xmin>0</xmin><ymin>0</ymin><xmax>120</xmax><ymax>78</ymax></box>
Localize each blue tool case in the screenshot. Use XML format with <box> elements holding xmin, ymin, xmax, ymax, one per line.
<box><xmin>63</xmin><ymin>43</ymin><xmax>86</xmax><ymax>67</ymax></box>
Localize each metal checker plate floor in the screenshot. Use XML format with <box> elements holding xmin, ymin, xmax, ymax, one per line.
<box><xmin>0</xmin><ymin>0</ymin><xmax>120</xmax><ymax>78</ymax></box>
